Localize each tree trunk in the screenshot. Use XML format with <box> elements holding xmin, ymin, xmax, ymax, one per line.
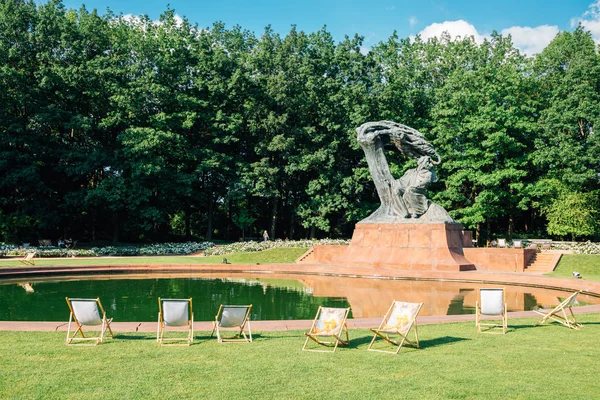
<box><xmin>185</xmin><ymin>205</ymin><xmax>191</xmax><ymax>241</ymax></box>
<box><xmin>508</xmin><ymin>211</ymin><xmax>514</xmax><ymax>239</ymax></box>
<box><xmin>289</xmin><ymin>212</ymin><xmax>295</xmax><ymax>240</ymax></box>
<box><xmin>112</xmin><ymin>213</ymin><xmax>119</xmax><ymax>244</ymax></box>
<box><xmin>206</xmin><ymin>192</ymin><xmax>213</xmax><ymax>240</ymax></box>
<box><xmin>310</xmin><ymin>225</ymin><xmax>316</xmax><ymax>239</ymax></box>
<box><xmin>476</xmin><ymin>222</ymin><xmax>482</xmax><ymax>246</ymax></box>
<box><xmin>270</xmin><ymin>196</ymin><xmax>278</xmax><ymax>240</ymax></box>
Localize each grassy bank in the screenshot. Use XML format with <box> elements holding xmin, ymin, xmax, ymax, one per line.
<box><xmin>0</xmin><ymin>247</ymin><xmax>308</xmax><ymax>268</ymax></box>
<box><xmin>1</xmin><ymin>315</ymin><xmax>599</xmax><ymax>399</ymax></box>
<box><xmin>550</xmin><ymin>254</ymin><xmax>600</xmax><ymax>281</ymax></box>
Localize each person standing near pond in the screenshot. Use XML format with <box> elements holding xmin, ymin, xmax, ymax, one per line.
<box><xmin>263</xmin><ymin>230</ymin><xmax>269</xmax><ymax>241</ymax></box>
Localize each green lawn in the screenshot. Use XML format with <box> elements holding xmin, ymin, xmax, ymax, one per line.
<box><xmin>549</xmin><ymin>254</ymin><xmax>600</xmax><ymax>281</ymax></box>
<box><xmin>0</xmin><ymin>247</ymin><xmax>308</xmax><ymax>268</ymax></box>
<box><xmin>1</xmin><ymin>315</ymin><xmax>600</xmax><ymax>399</ymax></box>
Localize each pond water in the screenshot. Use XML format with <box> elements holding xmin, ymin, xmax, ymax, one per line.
<box><xmin>1</xmin><ymin>273</ymin><xmax>598</xmax><ymax>322</ymax></box>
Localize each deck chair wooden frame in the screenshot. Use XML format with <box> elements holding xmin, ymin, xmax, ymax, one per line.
<box><xmin>476</xmin><ymin>288</ymin><xmax>507</xmax><ymax>334</ymax></box>
<box><xmin>210</xmin><ymin>305</ymin><xmax>253</xmax><ymax>343</ymax></box>
<box><xmin>65</xmin><ymin>297</ymin><xmax>114</xmax><ymax>346</ymax></box>
<box><xmin>303</xmin><ymin>306</ymin><xmax>350</xmax><ymax>353</ymax></box>
<box><xmin>534</xmin><ymin>291</ymin><xmax>583</xmax><ymax>330</ymax></box>
<box><xmin>157</xmin><ymin>298</ymin><xmax>194</xmax><ymax>346</ymax></box>
<box><xmin>368</xmin><ymin>301</ymin><xmax>423</xmax><ymax>354</ymax></box>
<box><xmin>19</xmin><ymin>252</ymin><xmax>36</xmax><ymax>266</ymax></box>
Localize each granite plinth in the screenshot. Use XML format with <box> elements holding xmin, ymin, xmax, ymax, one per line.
<box><xmin>326</xmin><ymin>223</ymin><xmax>475</xmax><ymax>271</ymax></box>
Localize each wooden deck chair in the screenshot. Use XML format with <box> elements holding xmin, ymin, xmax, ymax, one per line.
<box><xmin>157</xmin><ymin>298</ymin><xmax>194</xmax><ymax>346</ymax></box>
<box><xmin>19</xmin><ymin>252</ymin><xmax>36</xmax><ymax>266</ymax></box>
<box><xmin>368</xmin><ymin>301</ymin><xmax>423</xmax><ymax>354</ymax></box>
<box><xmin>534</xmin><ymin>291</ymin><xmax>583</xmax><ymax>330</ymax></box>
<box><xmin>65</xmin><ymin>297</ymin><xmax>114</xmax><ymax>346</ymax></box>
<box><xmin>476</xmin><ymin>288</ymin><xmax>507</xmax><ymax>334</ymax></box>
<box><xmin>497</xmin><ymin>238</ymin><xmax>507</xmax><ymax>248</ymax></box>
<box><xmin>210</xmin><ymin>305</ymin><xmax>253</xmax><ymax>343</ymax></box>
<box><xmin>303</xmin><ymin>306</ymin><xmax>350</xmax><ymax>353</ymax></box>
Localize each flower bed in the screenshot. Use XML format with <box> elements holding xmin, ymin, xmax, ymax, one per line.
<box><xmin>203</xmin><ymin>239</ymin><xmax>350</xmax><ymax>256</ymax></box>
<box><xmin>2</xmin><ymin>242</ymin><xmax>214</xmax><ymax>258</ymax></box>
<box><xmin>92</xmin><ymin>242</ymin><xmax>214</xmax><ymax>256</ymax></box>
<box><xmin>551</xmin><ymin>241</ymin><xmax>600</xmax><ymax>255</ymax></box>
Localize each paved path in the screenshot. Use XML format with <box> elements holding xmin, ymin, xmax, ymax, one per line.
<box><xmin>2</xmin><ymin>305</ymin><xmax>600</xmax><ymax>332</ymax></box>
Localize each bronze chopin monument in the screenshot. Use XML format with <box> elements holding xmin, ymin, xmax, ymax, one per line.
<box><xmin>356</xmin><ymin>121</ymin><xmax>453</xmax><ymax>223</ymax></box>
<box><xmin>314</xmin><ymin>120</ymin><xmax>474</xmax><ymax>271</ymax></box>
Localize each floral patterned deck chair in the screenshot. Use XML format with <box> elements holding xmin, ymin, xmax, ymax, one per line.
<box><xmin>368</xmin><ymin>301</ymin><xmax>423</xmax><ymax>354</ymax></box>
<box><xmin>157</xmin><ymin>298</ymin><xmax>194</xmax><ymax>346</ymax></box>
<box><xmin>303</xmin><ymin>307</ymin><xmax>350</xmax><ymax>353</ymax></box>
<box><xmin>211</xmin><ymin>305</ymin><xmax>253</xmax><ymax>343</ymax></box>
<box><xmin>65</xmin><ymin>297</ymin><xmax>114</xmax><ymax>346</ymax></box>
<box><xmin>534</xmin><ymin>291</ymin><xmax>583</xmax><ymax>330</ymax></box>
<box><xmin>476</xmin><ymin>288</ymin><xmax>508</xmax><ymax>334</ymax></box>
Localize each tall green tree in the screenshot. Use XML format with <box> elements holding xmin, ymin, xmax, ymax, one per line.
<box><xmin>431</xmin><ymin>33</ymin><xmax>537</xmax><ymax>241</ymax></box>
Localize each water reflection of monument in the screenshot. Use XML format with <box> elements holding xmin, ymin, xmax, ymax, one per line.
<box><xmin>289</xmin><ymin>275</ymin><xmax>597</xmax><ymax>318</ymax></box>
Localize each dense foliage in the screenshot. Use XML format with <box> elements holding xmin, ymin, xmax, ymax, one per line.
<box><xmin>1</xmin><ymin>0</ymin><xmax>599</xmax><ymax>244</ymax></box>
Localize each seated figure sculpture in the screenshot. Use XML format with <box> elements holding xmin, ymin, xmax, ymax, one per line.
<box><xmin>357</xmin><ymin>121</ymin><xmax>453</xmax><ymax>223</ymax></box>
<box><xmin>395</xmin><ymin>155</ymin><xmax>438</xmax><ymax>218</ymax></box>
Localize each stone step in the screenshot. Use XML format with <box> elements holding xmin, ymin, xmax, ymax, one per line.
<box><xmin>525</xmin><ymin>252</ymin><xmax>563</xmax><ymax>273</ymax></box>
<box><xmin>295</xmin><ymin>247</ymin><xmax>315</xmax><ymax>264</ymax></box>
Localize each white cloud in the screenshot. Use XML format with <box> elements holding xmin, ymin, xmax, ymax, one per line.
<box><xmin>416</xmin><ymin>20</ymin><xmax>558</xmax><ymax>56</ymax></box>
<box><xmin>571</xmin><ymin>0</ymin><xmax>600</xmax><ymax>43</ymax></box>
<box><xmin>418</xmin><ymin>20</ymin><xmax>489</xmax><ymax>44</ymax></box>
<box><xmin>501</xmin><ymin>25</ymin><xmax>559</xmax><ymax>56</ymax></box>
<box><xmin>409</xmin><ymin>16</ymin><xmax>418</xmax><ymax>28</ymax></box>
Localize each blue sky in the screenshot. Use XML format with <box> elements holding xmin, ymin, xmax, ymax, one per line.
<box><xmin>59</xmin><ymin>0</ymin><xmax>600</xmax><ymax>55</ymax></box>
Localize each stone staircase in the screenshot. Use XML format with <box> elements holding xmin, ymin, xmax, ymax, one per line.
<box><xmin>525</xmin><ymin>252</ymin><xmax>563</xmax><ymax>273</ymax></box>
<box><xmin>295</xmin><ymin>247</ymin><xmax>315</xmax><ymax>264</ymax></box>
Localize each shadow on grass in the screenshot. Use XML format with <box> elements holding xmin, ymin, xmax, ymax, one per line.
<box><xmin>114</xmin><ymin>334</ymin><xmax>158</xmax><ymax>341</ymax></box>
<box><xmin>505</xmin><ymin>323</ymin><xmax>537</xmax><ymax>332</ymax></box>
<box><xmin>349</xmin><ymin>335</ymin><xmax>376</xmax><ymax>348</ymax></box>
<box><xmin>417</xmin><ymin>336</ymin><xmax>469</xmax><ymax>349</ymax></box>
<box><xmin>192</xmin><ymin>333</ymin><xmax>263</xmax><ymax>341</ymax></box>
<box><xmin>347</xmin><ymin>335</ymin><xmax>469</xmax><ymax>350</ymax></box>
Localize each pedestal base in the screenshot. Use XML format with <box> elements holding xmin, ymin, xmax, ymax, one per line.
<box><xmin>328</xmin><ymin>223</ymin><xmax>475</xmax><ymax>271</ymax></box>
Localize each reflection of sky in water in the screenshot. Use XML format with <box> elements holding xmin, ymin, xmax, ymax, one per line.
<box><xmin>1</xmin><ymin>274</ymin><xmax>598</xmax><ymax>321</ymax></box>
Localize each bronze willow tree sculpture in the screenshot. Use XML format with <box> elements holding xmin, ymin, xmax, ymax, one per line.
<box><xmin>356</xmin><ymin>121</ymin><xmax>454</xmax><ymax>224</ymax></box>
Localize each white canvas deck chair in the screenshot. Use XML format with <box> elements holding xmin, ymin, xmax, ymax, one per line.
<box><xmin>368</xmin><ymin>301</ymin><xmax>423</xmax><ymax>354</ymax></box>
<box><xmin>476</xmin><ymin>288</ymin><xmax>507</xmax><ymax>334</ymax></box>
<box><xmin>19</xmin><ymin>252</ymin><xmax>36</xmax><ymax>266</ymax></box>
<box><xmin>303</xmin><ymin>306</ymin><xmax>350</xmax><ymax>353</ymax></box>
<box><xmin>65</xmin><ymin>297</ymin><xmax>114</xmax><ymax>346</ymax></box>
<box><xmin>157</xmin><ymin>298</ymin><xmax>194</xmax><ymax>346</ymax></box>
<box><xmin>211</xmin><ymin>305</ymin><xmax>253</xmax><ymax>343</ymax></box>
<box><xmin>534</xmin><ymin>291</ymin><xmax>583</xmax><ymax>330</ymax></box>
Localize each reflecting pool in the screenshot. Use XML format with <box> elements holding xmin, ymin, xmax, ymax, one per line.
<box><xmin>1</xmin><ymin>272</ymin><xmax>598</xmax><ymax>321</ymax></box>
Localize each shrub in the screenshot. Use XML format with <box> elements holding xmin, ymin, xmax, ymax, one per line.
<box><xmin>551</xmin><ymin>241</ymin><xmax>600</xmax><ymax>255</ymax></box>
<box><xmin>3</xmin><ymin>242</ymin><xmax>215</xmax><ymax>258</ymax></box>
<box><xmin>203</xmin><ymin>239</ymin><xmax>350</xmax><ymax>256</ymax></box>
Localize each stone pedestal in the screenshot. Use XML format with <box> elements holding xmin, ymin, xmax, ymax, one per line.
<box><xmin>329</xmin><ymin>223</ymin><xmax>475</xmax><ymax>271</ymax></box>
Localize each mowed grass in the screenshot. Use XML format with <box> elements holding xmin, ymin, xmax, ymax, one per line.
<box><xmin>550</xmin><ymin>254</ymin><xmax>600</xmax><ymax>281</ymax></box>
<box><xmin>1</xmin><ymin>315</ymin><xmax>600</xmax><ymax>399</ymax></box>
<box><xmin>0</xmin><ymin>247</ymin><xmax>308</xmax><ymax>268</ymax></box>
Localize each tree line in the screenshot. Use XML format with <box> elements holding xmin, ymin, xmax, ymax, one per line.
<box><xmin>1</xmin><ymin>0</ymin><xmax>599</xmax><ymax>244</ymax></box>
